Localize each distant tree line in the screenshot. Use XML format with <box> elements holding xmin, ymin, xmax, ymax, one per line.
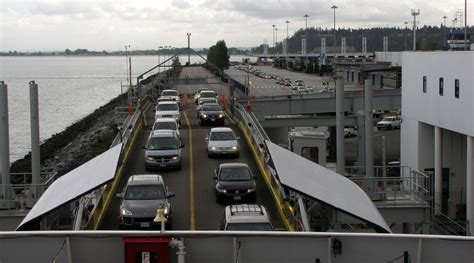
<box><xmin>253</xmin><ymin>25</ymin><xmax>473</xmax><ymax>53</ymax></box>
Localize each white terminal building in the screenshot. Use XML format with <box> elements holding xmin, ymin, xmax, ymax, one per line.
<box><xmin>400</xmin><ymin>51</ymin><xmax>474</xmax><ymax>234</ymax></box>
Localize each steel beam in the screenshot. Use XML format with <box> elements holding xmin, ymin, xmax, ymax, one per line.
<box><xmin>261</xmin><ymin>115</ymin><xmax>357</xmax><ymax>128</ymax></box>
<box><xmin>336</xmin><ymin>79</ymin><xmax>345</xmax><ymax>175</ymax></box>
<box><xmin>0</xmin><ymin>81</ymin><xmax>10</xmax><ymax>186</ymax></box>
<box><xmin>365</xmin><ymin>80</ymin><xmax>374</xmax><ymax>178</ymax></box>
<box><xmin>30</xmin><ymin>81</ymin><xmax>40</xmax><ymax>187</ymax></box>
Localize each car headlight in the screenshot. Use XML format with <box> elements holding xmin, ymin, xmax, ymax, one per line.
<box><xmin>121</xmin><ymin>207</ymin><xmax>132</xmax><ymax>216</ymax></box>
<box><xmin>231</xmin><ymin>146</ymin><xmax>238</xmax><ymax>150</ymax></box>
<box><xmin>145</xmin><ymin>156</ymin><xmax>154</xmax><ymax>161</ymax></box>
<box><xmin>216</xmin><ymin>185</ymin><xmax>227</xmax><ymax>193</ymax></box>
<box><xmin>202</xmin><ymin>114</ymin><xmax>208</xmax><ymax>118</ymax></box>
<box><xmin>247</xmin><ymin>188</ymin><xmax>256</xmax><ymax>193</ymax></box>
<box><xmin>218</xmin><ymin>114</ymin><xmax>224</xmax><ymax>118</ymax></box>
<box><xmin>171</xmin><ymin>156</ymin><xmax>178</xmax><ymax>160</ymax></box>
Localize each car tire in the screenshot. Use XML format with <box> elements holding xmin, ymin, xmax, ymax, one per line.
<box><xmin>388</xmin><ymin>125</ymin><xmax>392</xmax><ymax>130</ymax></box>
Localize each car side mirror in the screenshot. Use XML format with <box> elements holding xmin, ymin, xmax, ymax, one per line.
<box><xmin>116</xmin><ymin>193</ymin><xmax>123</xmax><ymax>199</ymax></box>
<box><xmin>180</xmin><ymin>144</ymin><xmax>184</xmax><ymax>148</ymax></box>
<box><xmin>236</xmin><ymin>137</ymin><xmax>241</xmax><ymax>140</ymax></box>
<box><xmin>142</xmin><ymin>146</ymin><xmax>147</xmax><ymax>149</ymax></box>
<box><xmin>213</xmin><ymin>174</ymin><xmax>217</xmax><ymax>180</ymax></box>
<box><xmin>167</xmin><ymin>191</ymin><xmax>176</xmax><ymax>198</ymax></box>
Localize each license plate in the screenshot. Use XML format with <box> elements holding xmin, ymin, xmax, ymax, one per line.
<box><xmin>160</xmin><ymin>164</ymin><xmax>166</xmax><ymax>167</ymax></box>
<box><xmin>211</xmin><ymin>118</ymin><xmax>215</xmax><ymax>121</ymax></box>
<box><xmin>234</xmin><ymin>196</ymin><xmax>241</xmax><ymax>200</ymax></box>
<box><xmin>140</xmin><ymin>222</ymin><xmax>150</xmax><ymax>227</ymax></box>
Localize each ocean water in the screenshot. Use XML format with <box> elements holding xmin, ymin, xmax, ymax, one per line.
<box><xmin>0</xmin><ymin>55</ymin><xmax>252</xmax><ymax>162</ymax></box>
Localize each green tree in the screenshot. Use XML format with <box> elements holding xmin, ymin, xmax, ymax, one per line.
<box><xmin>207</xmin><ymin>40</ymin><xmax>230</xmax><ymax>71</ymax></box>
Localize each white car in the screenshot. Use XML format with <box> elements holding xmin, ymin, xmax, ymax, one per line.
<box><xmin>206</xmin><ymin>127</ymin><xmax>240</xmax><ymax>157</ymax></box>
<box><xmin>194</xmin><ymin>88</ymin><xmax>212</xmax><ymax>103</ymax></box>
<box><xmin>376</xmin><ymin>116</ymin><xmax>401</xmax><ymax>130</ymax></box>
<box><xmin>344</xmin><ymin>126</ymin><xmax>357</xmax><ymax>138</ymax></box>
<box><xmin>155</xmin><ymin>101</ymin><xmax>181</xmax><ymax>125</ymax></box>
<box><xmin>160</xmin><ymin>89</ymin><xmax>180</xmax><ymax>104</ymax></box>
<box><xmin>152</xmin><ymin>118</ymin><xmax>180</xmax><ymax>138</ymax></box>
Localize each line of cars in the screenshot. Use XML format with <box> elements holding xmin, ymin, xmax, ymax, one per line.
<box><xmin>117</xmin><ymin>89</ymin><xmax>183</xmax><ymax>229</ymax></box>
<box><xmin>118</xmin><ymin>87</ymin><xmax>274</xmax><ymax>231</ymax></box>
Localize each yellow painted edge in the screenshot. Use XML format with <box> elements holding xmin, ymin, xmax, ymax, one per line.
<box><xmin>183</xmin><ymin>110</ymin><xmax>196</xmax><ymax>230</ymax></box>
<box><xmin>93</xmin><ymin>102</ymin><xmax>151</xmax><ymax>230</ymax></box>
<box><xmin>235</xmin><ymin>118</ymin><xmax>294</xmax><ymax>231</ymax></box>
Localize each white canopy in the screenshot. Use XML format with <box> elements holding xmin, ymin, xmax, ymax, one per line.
<box><xmin>17</xmin><ymin>143</ymin><xmax>123</xmax><ymax>230</ymax></box>
<box><xmin>265</xmin><ymin>140</ymin><xmax>391</xmax><ymax>233</ymax></box>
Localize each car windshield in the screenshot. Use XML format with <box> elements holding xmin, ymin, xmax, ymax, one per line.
<box><xmin>157</xmin><ymin>104</ymin><xmax>178</xmax><ymax>111</ymax></box>
<box><xmin>202</xmin><ymin>105</ymin><xmax>222</xmax><ymax>111</ymax></box>
<box><xmin>200</xmin><ymin>92</ymin><xmax>216</xmax><ymax>98</ymax></box>
<box><xmin>147</xmin><ymin>137</ymin><xmax>179</xmax><ymax>150</ymax></box>
<box><xmin>125</xmin><ymin>185</ymin><xmax>165</xmax><ymax>200</ymax></box>
<box><xmin>210</xmin><ymin>131</ymin><xmax>235</xmax><ymax>141</ymax></box>
<box><xmin>382</xmin><ymin>117</ymin><xmax>394</xmax><ymax>122</ymax></box>
<box><xmin>219</xmin><ymin>167</ymin><xmax>251</xmax><ymax>181</ymax></box>
<box><xmin>162</xmin><ymin>91</ymin><xmax>178</xmax><ymax>96</ymax></box>
<box><xmin>225</xmin><ymin>223</ymin><xmax>273</xmax><ymax>231</ymax></box>
<box><xmin>153</xmin><ymin>122</ymin><xmax>177</xmax><ymax>130</ymax></box>
<box><xmin>200</xmin><ymin>99</ymin><xmax>217</xmax><ymax>105</ymax></box>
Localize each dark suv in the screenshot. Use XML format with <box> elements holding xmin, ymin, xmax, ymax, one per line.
<box><xmin>116</xmin><ymin>174</ymin><xmax>175</xmax><ymax>229</ymax></box>
<box><xmin>213</xmin><ymin>163</ymin><xmax>257</xmax><ymax>203</ymax></box>
<box><xmin>199</xmin><ymin>103</ymin><xmax>225</xmax><ymax>126</ymax></box>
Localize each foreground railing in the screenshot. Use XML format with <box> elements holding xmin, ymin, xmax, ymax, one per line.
<box><xmin>0</xmin><ymin>230</ymin><xmax>473</xmax><ymax>263</ymax></box>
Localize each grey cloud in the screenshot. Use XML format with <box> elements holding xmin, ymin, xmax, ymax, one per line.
<box><xmin>171</xmin><ymin>0</ymin><xmax>191</xmax><ymax>9</ymax></box>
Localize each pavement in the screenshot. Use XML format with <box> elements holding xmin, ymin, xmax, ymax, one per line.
<box><xmin>100</xmin><ymin>67</ymin><xmax>284</xmax><ymax>230</ymax></box>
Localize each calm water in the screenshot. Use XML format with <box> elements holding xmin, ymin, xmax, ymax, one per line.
<box><xmin>0</xmin><ymin>55</ymin><xmax>252</xmax><ymax>162</ymax></box>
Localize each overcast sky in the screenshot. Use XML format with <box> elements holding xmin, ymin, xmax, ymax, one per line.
<box><xmin>0</xmin><ymin>0</ymin><xmax>471</xmax><ymax>51</ymax></box>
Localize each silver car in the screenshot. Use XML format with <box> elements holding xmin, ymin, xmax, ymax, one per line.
<box><xmin>206</xmin><ymin>127</ymin><xmax>240</xmax><ymax>157</ymax></box>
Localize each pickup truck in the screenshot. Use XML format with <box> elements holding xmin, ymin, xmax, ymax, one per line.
<box><xmin>376</xmin><ymin>116</ymin><xmax>401</xmax><ymax>130</ymax></box>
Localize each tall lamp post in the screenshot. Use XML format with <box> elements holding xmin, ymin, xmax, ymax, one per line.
<box><xmin>442</xmin><ymin>16</ymin><xmax>447</xmax><ymax>48</ymax></box>
<box><xmin>275</xmin><ymin>28</ymin><xmax>278</xmax><ymax>54</ymax></box>
<box><xmin>124</xmin><ymin>45</ymin><xmax>130</xmax><ymax>85</ymax></box>
<box><xmin>272</xmin><ymin>25</ymin><xmax>276</xmax><ymax>55</ymax></box>
<box><xmin>331</xmin><ymin>5</ymin><xmax>338</xmax><ymax>61</ymax></box>
<box><xmin>404</xmin><ymin>21</ymin><xmax>409</xmax><ymax>51</ymax></box>
<box><xmin>285</xmin><ymin>20</ymin><xmax>290</xmax><ymax>69</ymax></box>
<box><xmin>411</xmin><ymin>9</ymin><xmax>420</xmax><ymax>51</ymax></box>
<box><xmin>464</xmin><ymin>0</ymin><xmax>467</xmax><ymax>51</ymax></box>
<box><xmin>304</xmin><ymin>14</ymin><xmax>309</xmax><ymax>64</ymax></box>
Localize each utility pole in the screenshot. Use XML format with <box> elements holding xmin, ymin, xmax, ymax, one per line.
<box><xmin>411</xmin><ymin>9</ymin><xmax>420</xmax><ymax>51</ymax></box>
<box><xmin>275</xmin><ymin>28</ymin><xmax>278</xmax><ymax>54</ymax></box>
<box><xmin>285</xmin><ymin>20</ymin><xmax>290</xmax><ymax>69</ymax></box>
<box><xmin>331</xmin><ymin>5</ymin><xmax>338</xmax><ymax>61</ymax></box>
<box><xmin>404</xmin><ymin>21</ymin><xmax>409</xmax><ymax>51</ymax></box>
<box><xmin>304</xmin><ymin>14</ymin><xmax>309</xmax><ymax>63</ymax></box>
<box><xmin>124</xmin><ymin>45</ymin><xmax>130</xmax><ymax>83</ymax></box>
<box><xmin>442</xmin><ymin>16</ymin><xmax>447</xmax><ymax>48</ymax></box>
<box><xmin>272</xmin><ymin>24</ymin><xmax>276</xmax><ymax>55</ymax></box>
<box><xmin>187</xmin><ymin>33</ymin><xmax>191</xmax><ymax>65</ymax></box>
<box><xmin>465</xmin><ymin>0</ymin><xmax>468</xmax><ymax>50</ymax></box>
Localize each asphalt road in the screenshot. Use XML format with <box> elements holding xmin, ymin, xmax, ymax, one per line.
<box><xmin>100</xmin><ymin>67</ymin><xmax>284</xmax><ymax>231</ymax></box>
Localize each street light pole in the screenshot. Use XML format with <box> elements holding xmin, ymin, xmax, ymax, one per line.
<box><xmin>404</xmin><ymin>21</ymin><xmax>409</xmax><ymax>51</ymax></box>
<box><xmin>464</xmin><ymin>0</ymin><xmax>467</xmax><ymax>51</ymax></box>
<box><xmin>124</xmin><ymin>45</ymin><xmax>130</xmax><ymax>84</ymax></box>
<box><xmin>272</xmin><ymin>25</ymin><xmax>276</xmax><ymax>55</ymax></box>
<box><xmin>331</xmin><ymin>5</ymin><xmax>338</xmax><ymax>60</ymax></box>
<box><xmin>442</xmin><ymin>16</ymin><xmax>447</xmax><ymax>48</ymax></box>
<box><xmin>275</xmin><ymin>28</ymin><xmax>278</xmax><ymax>54</ymax></box>
<box><xmin>187</xmin><ymin>33</ymin><xmax>191</xmax><ymax>65</ymax></box>
<box><xmin>411</xmin><ymin>9</ymin><xmax>420</xmax><ymax>51</ymax></box>
<box><xmin>304</xmin><ymin>14</ymin><xmax>309</xmax><ymax>64</ymax></box>
<box><xmin>285</xmin><ymin>20</ymin><xmax>290</xmax><ymax>69</ymax></box>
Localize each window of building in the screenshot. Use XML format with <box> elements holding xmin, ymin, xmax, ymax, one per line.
<box><xmin>372</xmin><ymin>74</ymin><xmax>375</xmax><ymax>85</ymax></box>
<box><xmin>439</xmin><ymin>77</ymin><xmax>444</xmax><ymax>96</ymax></box>
<box><xmin>422</xmin><ymin>76</ymin><xmax>427</xmax><ymax>93</ymax></box>
<box><xmin>454</xmin><ymin>79</ymin><xmax>460</xmax><ymax>98</ymax></box>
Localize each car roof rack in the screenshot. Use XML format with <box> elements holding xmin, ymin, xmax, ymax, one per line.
<box><xmin>230</xmin><ymin>204</ymin><xmax>264</xmax><ymax>216</ymax></box>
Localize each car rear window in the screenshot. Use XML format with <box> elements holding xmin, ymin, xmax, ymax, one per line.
<box><xmin>200</xmin><ymin>92</ymin><xmax>216</xmax><ymax>98</ymax></box>
<box><xmin>125</xmin><ymin>185</ymin><xmax>165</xmax><ymax>200</ymax></box>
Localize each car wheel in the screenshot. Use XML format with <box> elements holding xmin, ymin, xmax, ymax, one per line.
<box><xmin>388</xmin><ymin>125</ymin><xmax>392</xmax><ymax>130</ymax></box>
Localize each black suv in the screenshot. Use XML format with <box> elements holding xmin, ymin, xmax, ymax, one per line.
<box><xmin>213</xmin><ymin>163</ymin><xmax>257</xmax><ymax>203</ymax></box>
<box><xmin>199</xmin><ymin>103</ymin><xmax>225</xmax><ymax>126</ymax></box>
<box><xmin>116</xmin><ymin>174</ymin><xmax>175</xmax><ymax>229</ymax></box>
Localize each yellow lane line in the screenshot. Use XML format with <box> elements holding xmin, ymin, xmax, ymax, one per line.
<box><xmin>183</xmin><ymin>110</ymin><xmax>196</xmax><ymax>230</ymax></box>
<box><xmin>94</xmin><ymin>101</ymin><xmax>152</xmax><ymax>229</ymax></box>
<box><xmin>235</xmin><ymin>117</ymin><xmax>294</xmax><ymax>231</ymax></box>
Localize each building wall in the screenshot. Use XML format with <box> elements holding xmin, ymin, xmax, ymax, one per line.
<box><xmin>402</xmin><ymin>51</ymin><xmax>474</xmax><ymax>137</ymax></box>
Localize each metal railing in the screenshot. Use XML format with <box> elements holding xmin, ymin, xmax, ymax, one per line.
<box><xmin>72</xmin><ymin>98</ymin><xmax>146</xmax><ymax>230</ymax></box>
<box><xmin>0</xmin><ymin>184</ymin><xmax>46</xmax><ymax>214</ymax></box>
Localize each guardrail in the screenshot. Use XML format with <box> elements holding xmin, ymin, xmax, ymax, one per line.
<box><xmin>0</xmin><ymin>184</ymin><xmax>46</xmax><ymax>214</ymax></box>
<box><xmin>72</xmin><ymin>98</ymin><xmax>148</xmax><ymax>230</ymax></box>
<box><xmin>232</xmin><ymin>103</ymin><xmax>298</xmax><ymax>231</ymax></box>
